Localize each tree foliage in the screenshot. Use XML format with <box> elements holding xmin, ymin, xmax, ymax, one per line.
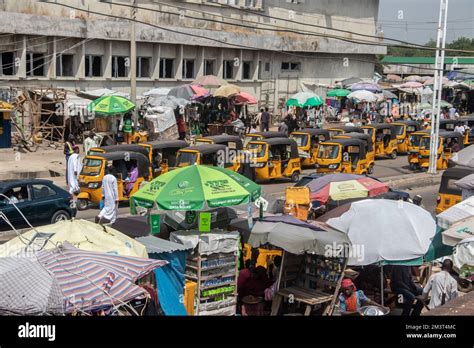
<box><xmin>387</xmin><ymin>37</ymin><xmax>474</xmax><ymax>57</ymax></box>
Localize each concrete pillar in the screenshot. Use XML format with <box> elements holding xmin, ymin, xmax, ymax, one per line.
<box><xmin>236</xmin><ymin>49</ymin><xmax>243</xmax><ymax>81</ymax></box>
<box><xmin>175</xmin><ymin>44</ymin><xmax>183</xmax><ymax>80</ymax></box>
<box><xmin>217</xmin><ymin>48</ymin><xmax>224</xmax><ymax>79</ymax></box>
<box><xmin>18</xmin><ymin>35</ymin><xmax>27</xmax><ymax>78</ymax></box>
<box><xmin>196</xmin><ymin>46</ymin><xmax>204</xmax><ymax>78</ymax></box>
<box><xmin>104</xmin><ymin>41</ymin><xmax>112</xmax><ymax>79</ymax></box>
<box><xmin>48</xmin><ymin>37</ymin><xmax>57</xmax><ymax>79</ymax></box>
<box><xmin>253</xmin><ymin>51</ymin><xmax>260</xmax><ymax>81</ymax></box>
<box><xmin>152</xmin><ymin>43</ymin><xmax>160</xmax><ymax>80</ymax></box>
<box><xmin>77</xmin><ymin>41</ymin><xmax>85</xmax><ymax>79</ymax></box>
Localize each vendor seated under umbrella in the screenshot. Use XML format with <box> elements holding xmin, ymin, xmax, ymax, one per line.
<box><xmin>338</xmin><ymin>278</ymin><xmax>384</xmax><ymax>315</ymax></box>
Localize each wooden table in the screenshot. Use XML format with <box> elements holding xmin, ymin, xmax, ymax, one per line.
<box><xmin>271</xmin><ymin>286</ymin><xmax>335</xmax><ymax>316</ymax></box>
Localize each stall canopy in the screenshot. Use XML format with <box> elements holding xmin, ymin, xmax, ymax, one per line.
<box><xmin>136</xmin><ymin>236</ymin><xmax>191</xmax><ymax>316</ymax></box>
<box><xmin>248</xmin><ymin>215</ymin><xmax>350</xmax><ymax>255</ymax></box>
<box><xmin>455</xmin><ymin>174</ymin><xmax>474</xmax><ymax>190</ymax></box>
<box><xmin>168</xmin><ymin>84</ymin><xmax>209</xmax><ymax>101</ymax></box>
<box><xmin>143</xmin><ymin>87</ymin><xmax>171</xmax><ymax>97</ymax></box>
<box><xmin>442</xmin><ymin>216</ymin><xmax>474</xmax><ymax>247</ymax></box>
<box><xmin>0</xmin><ymin>219</ymin><xmax>148</xmax><ymax>258</ymax></box>
<box><xmin>450</xmin><ymin>146</ymin><xmax>474</xmax><ymax>167</ymax></box>
<box><xmin>322</xmin><ymin>199</ymin><xmax>436</xmax><ymax>266</ymax></box>
<box><xmin>0</xmin><ymin>257</ymin><xmax>65</xmax><ymax>315</ymax></box>
<box><xmin>347</xmin><ymin>90</ymin><xmax>378</xmax><ymax>103</ymax></box>
<box><xmin>437</xmin><ymin>196</ymin><xmax>474</xmax><ymax>229</ymax></box>
<box><xmin>453</xmin><ymin>236</ymin><xmax>474</xmax><ymax>271</ymax></box>
<box><xmin>192</xmin><ymin>75</ymin><xmax>227</xmax><ymax>88</ymax></box>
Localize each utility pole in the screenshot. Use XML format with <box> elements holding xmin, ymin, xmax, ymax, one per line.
<box><xmin>130</xmin><ymin>0</ymin><xmax>138</xmax><ymax>125</ymax></box>
<box><xmin>428</xmin><ymin>0</ymin><xmax>449</xmax><ymax>174</ymax></box>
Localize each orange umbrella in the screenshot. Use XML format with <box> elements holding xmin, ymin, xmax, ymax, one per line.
<box><xmin>234</xmin><ymin>91</ymin><xmax>257</xmax><ymax>105</ymax></box>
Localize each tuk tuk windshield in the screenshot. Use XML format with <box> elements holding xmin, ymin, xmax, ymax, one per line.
<box><xmin>328</xmin><ymin>130</ymin><xmax>342</xmax><ymax>138</ymax></box>
<box><xmin>443</xmin><ymin>123</ymin><xmax>455</xmax><ymax>130</ymax></box>
<box><xmin>81</xmin><ymin>158</ymin><xmax>102</xmax><ymax>176</ymax></box>
<box><xmin>409</xmin><ymin>134</ymin><xmax>423</xmax><ymax>147</ymax></box>
<box><xmin>317</xmin><ymin>144</ymin><xmax>339</xmax><ymax>159</ymax></box>
<box><xmin>247</xmin><ymin>143</ymin><xmax>266</xmax><ymax>158</ymax></box>
<box><xmin>393</xmin><ymin>125</ymin><xmax>405</xmax><ymax>136</ymax></box>
<box><xmin>362</xmin><ymin>128</ymin><xmax>374</xmax><ymax>138</ymax></box>
<box><xmin>407</xmin><ymin>125</ymin><xmax>417</xmax><ymax>133</ymax></box>
<box><xmin>420</xmin><ymin>136</ymin><xmax>431</xmax><ymax>149</ymax></box>
<box><xmin>176</xmin><ymin>151</ymin><xmax>198</xmax><ymax>167</ymax></box>
<box><xmin>244</xmin><ymin>135</ymin><xmax>260</xmax><ymax>148</ymax></box>
<box><xmin>195</xmin><ymin>139</ymin><xmax>212</xmax><ymax>146</ymax></box>
<box><xmin>290</xmin><ymin>134</ymin><xmax>309</xmax><ymax>147</ymax></box>
<box><xmin>88</xmin><ymin>149</ymin><xmax>103</xmax><ymax>156</ymax></box>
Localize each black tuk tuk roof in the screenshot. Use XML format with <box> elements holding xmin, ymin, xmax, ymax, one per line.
<box><xmin>393</xmin><ymin>120</ymin><xmax>420</xmax><ymax>127</ymax></box>
<box><xmin>198</xmin><ymin>135</ymin><xmax>243</xmax><ymax>149</ymax></box>
<box><xmin>145</xmin><ymin>140</ymin><xmax>189</xmax><ymax>150</ymax></box>
<box><xmin>182</xmin><ymin>144</ymin><xmax>227</xmax><ymax>154</ymax></box>
<box><xmin>340</xmin><ymin>132</ymin><xmax>374</xmax><ymax>151</ymax></box>
<box><xmin>252</xmin><ymin>131</ymin><xmax>287</xmax><ymax>138</ymax></box>
<box><xmin>89</xmin><ymin>151</ymin><xmax>150</xmax><ymax>177</ymax></box>
<box><xmin>295</xmin><ymin>128</ymin><xmax>330</xmax><ymax>138</ymax></box>
<box><xmin>439</xmin><ymin>119</ymin><xmax>458</xmax><ymax>125</ymax></box>
<box><xmin>442</xmin><ymin>165</ymin><xmax>474</xmax><ymax>180</ymax></box>
<box><xmin>323</xmin><ymin>138</ymin><xmax>367</xmax><ymax>157</ymax></box>
<box><xmin>98</xmin><ymin>144</ymin><xmax>150</xmax><ymax>157</ymax></box>
<box><xmin>438</xmin><ymin>131</ymin><xmax>464</xmax><ymax>144</ymax></box>
<box><xmin>328</xmin><ymin>125</ymin><xmax>363</xmax><ymax>133</ymax></box>
<box><xmin>251</xmin><ymin>137</ymin><xmax>299</xmax><ymax>159</ymax></box>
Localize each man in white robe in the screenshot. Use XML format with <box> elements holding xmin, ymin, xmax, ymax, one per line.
<box><xmin>67</xmin><ymin>146</ymin><xmax>82</xmax><ymax>195</ymax></box>
<box><xmin>96</xmin><ymin>170</ymin><xmax>119</xmax><ymax>224</ymax></box>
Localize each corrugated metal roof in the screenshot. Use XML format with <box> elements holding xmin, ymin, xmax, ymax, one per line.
<box><xmin>136</xmin><ymin>236</ymin><xmax>191</xmax><ymax>254</ymax></box>
<box><xmin>382</xmin><ymin>56</ymin><xmax>474</xmax><ymax>65</ymax></box>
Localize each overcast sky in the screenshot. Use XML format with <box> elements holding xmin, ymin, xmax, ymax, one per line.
<box><xmin>378</xmin><ymin>0</ymin><xmax>474</xmax><ymax>44</ymax></box>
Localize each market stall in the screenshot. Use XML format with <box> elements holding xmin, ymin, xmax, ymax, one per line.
<box><xmin>248</xmin><ymin>215</ymin><xmax>351</xmax><ymax>316</ymax></box>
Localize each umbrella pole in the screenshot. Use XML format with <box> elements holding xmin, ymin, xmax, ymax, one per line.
<box><xmin>380</xmin><ymin>265</ymin><xmax>384</xmax><ymax>306</ymax></box>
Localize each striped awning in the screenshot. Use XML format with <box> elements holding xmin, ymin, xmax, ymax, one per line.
<box><xmin>37</xmin><ymin>243</ymin><xmax>167</xmax><ymax>313</ymax></box>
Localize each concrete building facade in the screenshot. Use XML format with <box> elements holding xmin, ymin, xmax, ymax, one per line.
<box><xmin>0</xmin><ymin>0</ymin><xmax>385</xmax><ymax>111</ymax></box>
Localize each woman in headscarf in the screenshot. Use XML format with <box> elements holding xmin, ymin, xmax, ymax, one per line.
<box><xmin>338</xmin><ymin>278</ymin><xmax>383</xmax><ymax>315</ymax></box>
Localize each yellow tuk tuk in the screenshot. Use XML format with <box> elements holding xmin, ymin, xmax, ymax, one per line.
<box><xmin>391</xmin><ymin>120</ymin><xmax>421</xmax><ymax>153</ymax></box>
<box><xmin>327</xmin><ymin>125</ymin><xmax>363</xmax><ymax>139</ymax></box>
<box><xmin>407</xmin><ymin>130</ymin><xmax>430</xmax><ymax>170</ymax></box>
<box><xmin>418</xmin><ymin>131</ymin><xmax>464</xmax><ymax>171</ymax></box>
<box><xmin>140</xmin><ymin>140</ymin><xmax>189</xmax><ymax>177</ymax></box>
<box><xmin>362</xmin><ymin>124</ymin><xmax>398</xmax><ymax>159</ymax></box>
<box><xmin>439</xmin><ymin>119</ymin><xmax>469</xmax><ymax>145</ymax></box>
<box><xmin>175</xmin><ymin>144</ymin><xmax>240</xmax><ymax>172</ymax></box>
<box><xmin>459</xmin><ymin>116</ymin><xmax>474</xmax><ymax>144</ymax></box>
<box><xmin>334</xmin><ymin>132</ymin><xmax>375</xmax><ymax>174</ymax></box>
<box><xmin>89</xmin><ymin>144</ymin><xmax>153</xmax><ymax>178</ymax></box>
<box><xmin>77</xmin><ymin>151</ymin><xmax>151</xmax><ymax>210</ymax></box>
<box><xmin>290</xmin><ymin>129</ymin><xmax>330</xmax><ymax>167</ymax></box>
<box><xmin>244</xmin><ymin>131</ymin><xmax>287</xmax><ymax>149</ymax></box>
<box><xmin>315</xmin><ymin>138</ymin><xmax>368</xmax><ymax>175</ymax></box>
<box><xmin>247</xmin><ymin>137</ymin><xmax>302</xmax><ymax>182</ymax></box>
<box><xmin>436</xmin><ymin>166</ymin><xmax>472</xmax><ymax>214</ymax></box>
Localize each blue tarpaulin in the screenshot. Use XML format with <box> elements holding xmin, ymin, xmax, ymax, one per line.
<box><xmin>136</xmin><ymin>236</ymin><xmax>189</xmax><ymax>316</ymax></box>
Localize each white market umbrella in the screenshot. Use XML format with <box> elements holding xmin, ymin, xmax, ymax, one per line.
<box><xmin>347</xmin><ymin>90</ymin><xmax>378</xmax><ymax>103</ymax></box>
<box><xmin>450</xmin><ymin>145</ymin><xmax>474</xmax><ymax>168</ymax></box>
<box><xmin>325</xmin><ymin>199</ymin><xmax>436</xmax><ymax>266</ymax></box>
<box><xmin>453</xmin><ymin>236</ymin><xmax>474</xmax><ymax>270</ymax></box>
<box><xmin>437</xmin><ymin>196</ymin><xmax>474</xmax><ymax>229</ymax></box>
<box><xmin>143</xmin><ymin>87</ymin><xmax>171</xmax><ymax>97</ymax></box>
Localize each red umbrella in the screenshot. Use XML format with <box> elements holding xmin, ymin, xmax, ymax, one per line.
<box><xmin>189</xmin><ymin>84</ymin><xmax>210</xmax><ymax>99</ymax></box>
<box><xmin>234</xmin><ymin>91</ymin><xmax>258</xmax><ymax>105</ymax></box>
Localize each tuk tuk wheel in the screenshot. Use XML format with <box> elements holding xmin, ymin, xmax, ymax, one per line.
<box><xmin>367</xmin><ymin>165</ymin><xmax>374</xmax><ymax>175</ymax></box>
<box><xmin>290</xmin><ymin>172</ymin><xmax>300</xmax><ymax>183</ymax></box>
<box><xmin>77</xmin><ymin>199</ymin><xmax>89</xmax><ymax>211</ymax></box>
<box><xmin>409</xmin><ymin>163</ymin><xmax>416</xmax><ymax>171</ymax></box>
<box><xmin>390</xmin><ymin>151</ymin><xmax>397</xmax><ymax>159</ymax></box>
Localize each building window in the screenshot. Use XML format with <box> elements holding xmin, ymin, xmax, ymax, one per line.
<box><xmin>0</xmin><ymin>52</ymin><xmax>15</xmax><ymax>76</ymax></box>
<box><xmin>204</xmin><ymin>59</ymin><xmax>215</xmax><ymax>76</ymax></box>
<box><xmin>137</xmin><ymin>57</ymin><xmax>151</xmax><ymax>78</ymax></box>
<box><xmin>56</xmin><ymin>54</ymin><xmax>74</xmax><ymax>77</ymax></box>
<box><xmin>85</xmin><ymin>55</ymin><xmax>102</xmax><ymax>77</ymax></box>
<box><xmin>182</xmin><ymin>59</ymin><xmax>195</xmax><ymax>79</ymax></box>
<box><xmin>26</xmin><ymin>53</ymin><xmax>45</xmax><ymax>77</ymax></box>
<box><xmin>281</xmin><ymin>62</ymin><xmax>300</xmax><ymax>71</ymax></box>
<box><xmin>265</xmin><ymin>62</ymin><xmax>270</xmax><ymax>72</ymax></box>
<box><xmin>112</xmin><ymin>56</ymin><xmax>129</xmax><ymax>78</ymax></box>
<box><xmin>242</xmin><ymin>61</ymin><xmax>252</xmax><ymax>80</ymax></box>
<box><xmin>223</xmin><ymin>60</ymin><xmax>234</xmax><ymax>79</ymax></box>
<box><xmin>159</xmin><ymin>58</ymin><xmax>174</xmax><ymax>78</ymax></box>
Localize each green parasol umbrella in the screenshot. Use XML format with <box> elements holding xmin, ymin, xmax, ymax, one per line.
<box><xmin>131</xmin><ymin>165</ymin><xmax>261</xmax><ymax>211</ymax></box>
<box><xmin>87</xmin><ymin>95</ymin><xmax>135</xmax><ymax>115</ymax></box>
<box><xmin>327</xmin><ymin>88</ymin><xmax>351</xmax><ymax>97</ymax></box>
<box><xmin>286</xmin><ymin>92</ymin><xmax>323</xmax><ymax>107</ymax></box>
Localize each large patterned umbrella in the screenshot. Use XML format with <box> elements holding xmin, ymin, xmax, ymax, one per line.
<box><xmin>350</xmin><ymin>82</ymin><xmax>381</xmax><ymax>93</ymax></box>
<box><xmin>168</xmin><ymin>84</ymin><xmax>209</xmax><ymax>100</ymax></box>
<box><xmin>327</xmin><ymin>88</ymin><xmax>351</xmax><ymax>97</ymax></box>
<box><xmin>131</xmin><ymin>165</ymin><xmax>261</xmax><ymax>211</ymax></box>
<box><xmin>304</xmin><ymin>174</ymin><xmax>389</xmax><ymax>204</ymax></box>
<box><xmin>192</xmin><ymin>75</ymin><xmax>227</xmax><ymax>87</ymax></box>
<box><xmin>213</xmin><ymin>84</ymin><xmax>241</xmax><ymax>98</ymax></box>
<box><xmin>286</xmin><ymin>92</ymin><xmax>323</xmax><ymax>107</ymax></box>
<box><xmin>87</xmin><ymin>95</ymin><xmax>135</xmax><ymax>115</ymax></box>
<box><xmin>347</xmin><ymin>90</ymin><xmax>378</xmax><ymax>103</ymax></box>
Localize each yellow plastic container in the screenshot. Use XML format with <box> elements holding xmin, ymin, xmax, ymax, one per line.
<box><xmin>184</xmin><ymin>280</ymin><xmax>197</xmax><ymax>316</ymax></box>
